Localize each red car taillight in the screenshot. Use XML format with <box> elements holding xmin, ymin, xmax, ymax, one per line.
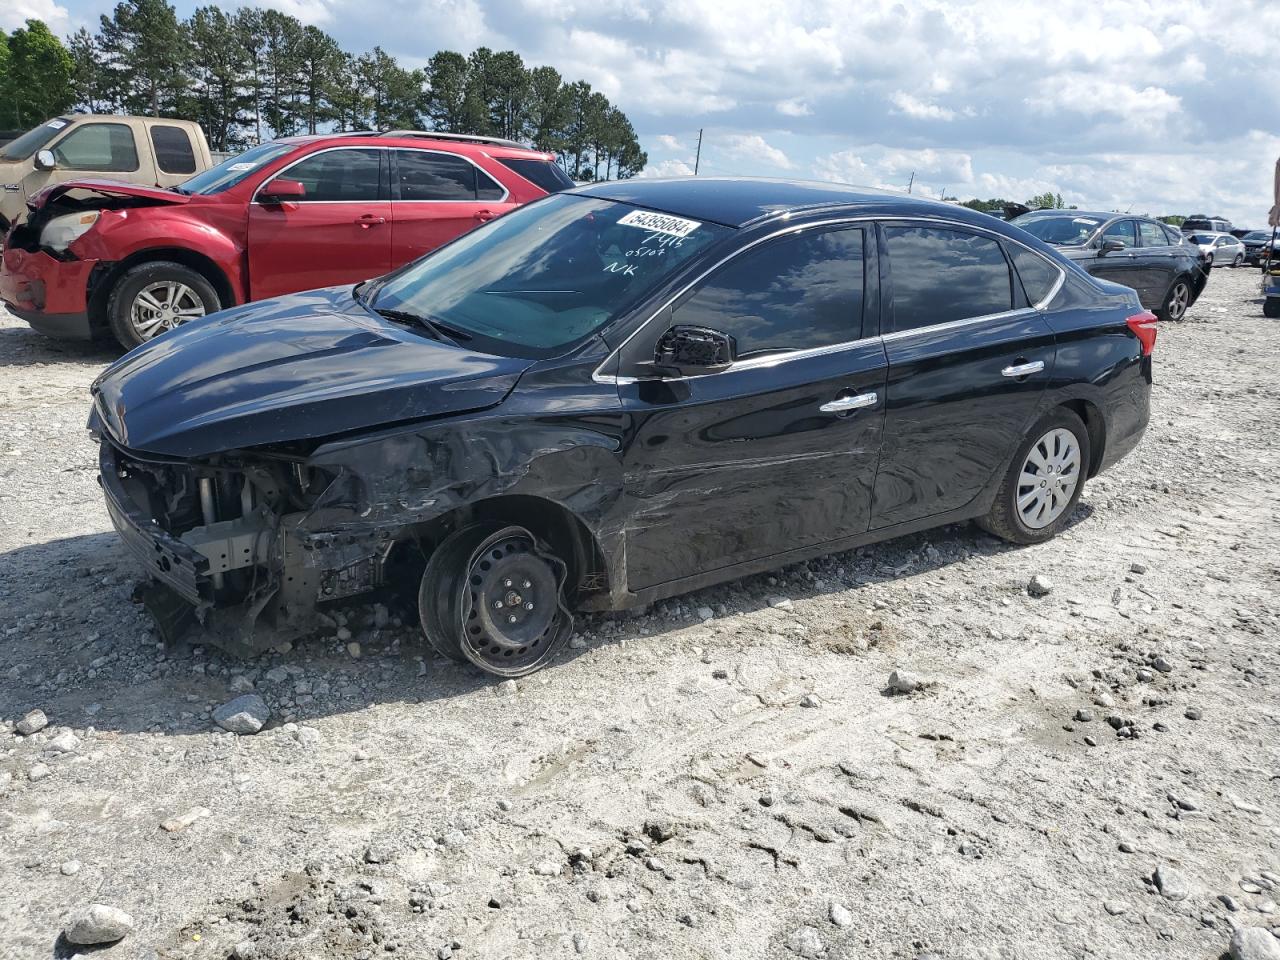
<box><xmin>1126</xmin><ymin>310</ymin><xmax>1158</xmax><ymax>356</ymax></box>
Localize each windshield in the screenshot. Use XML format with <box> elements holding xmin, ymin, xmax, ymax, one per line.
<box><xmin>368</xmin><ymin>193</ymin><xmax>732</xmax><ymax>359</ymax></box>
<box><xmin>1187</xmin><ymin>234</ymin><xmax>1217</xmax><ymax>244</ymax></box>
<box><xmin>0</xmin><ymin>117</ymin><xmax>72</xmax><ymax>161</ymax></box>
<box><xmin>176</xmin><ymin>141</ymin><xmax>295</xmax><ymax>195</ymax></box>
<box><xmin>1011</xmin><ymin>213</ymin><xmax>1102</xmax><ymax>245</ymax></box>
<box><xmin>1245</xmin><ymin>231</ymin><xmax>1272</xmax><ymax>241</ymax></box>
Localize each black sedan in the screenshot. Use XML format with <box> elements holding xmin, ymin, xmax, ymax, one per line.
<box><xmin>89</xmin><ymin>179</ymin><xmax>1155</xmax><ymax>677</ymax></box>
<box><xmin>1011</xmin><ymin>210</ymin><xmax>1208</xmax><ymax>321</ymax></box>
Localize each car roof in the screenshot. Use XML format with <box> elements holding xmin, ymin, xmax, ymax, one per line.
<box><xmin>569</xmin><ymin>176</ymin><xmax>992</xmax><ymax>228</ymax></box>
<box><xmin>274</xmin><ymin>130</ymin><xmax>553</xmax><ymax>160</ymax></box>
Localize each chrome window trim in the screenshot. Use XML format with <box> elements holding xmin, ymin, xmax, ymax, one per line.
<box><xmin>880</xmin><ymin>307</ymin><xmax>1039</xmax><ymax>343</ymax></box>
<box><xmin>592</xmin><ymin>213</ymin><xmax>1066</xmax><ymax>385</ymax></box>
<box><xmin>391</xmin><ymin>146</ymin><xmax>510</xmax><ymax>204</ymax></box>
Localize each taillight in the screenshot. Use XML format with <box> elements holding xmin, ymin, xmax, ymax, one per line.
<box><xmin>1126</xmin><ymin>310</ymin><xmax>1158</xmax><ymax>356</ymax></box>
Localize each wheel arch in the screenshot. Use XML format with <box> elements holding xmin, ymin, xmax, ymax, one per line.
<box><xmin>1058</xmin><ymin>397</ymin><xmax>1106</xmax><ymax>478</ymax></box>
<box><xmin>87</xmin><ymin>247</ymin><xmax>238</xmax><ymax>329</ymax></box>
<box><xmin>395</xmin><ymin>494</ymin><xmax>611</xmax><ymax>605</ymax></box>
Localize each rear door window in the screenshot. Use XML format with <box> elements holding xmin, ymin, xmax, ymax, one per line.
<box><xmin>672</xmin><ymin>226</ymin><xmax>866</xmax><ymax>357</ymax></box>
<box><xmin>1008</xmin><ymin>246</ymin><xmax>1061</xmax><ymax>307</ymax></box>
<box><xmin>884</xmin><ymin>226</ymin><xmax>1013</xmax><ymax>332</ymax></box>
<box><xmin>281</xmin><ymin>148</ymin><xmax>382</xmax><ymax>202</ymax></box>
<box><xmin>1138</xmin><ymin>221</ymin><xmax>1167</xmax><ymax>248</ymax></box>
<box><xmin>150</xmin><ymin>125</ymin><xmax>197</xmax><ymax>174</ymax></box>
<box><xmin>51</xmin><ymin>122</ymin><xmax>139</xmax><ymax>172</ymax></box>
<box><xmin>395</xmin><ymin>150</ymin><xmax>504</xmax><ymax>201</ymax></box>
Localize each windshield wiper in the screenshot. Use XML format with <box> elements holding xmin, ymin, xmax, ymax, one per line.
<box><xmin>372</xmin><ymin>307</ymin><xmax>471</xmax><ymax>345</ymax></box>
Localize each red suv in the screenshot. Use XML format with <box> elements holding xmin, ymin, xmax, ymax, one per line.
<box><xmin>0</xmin><ymin>131</ymin><xmax>573</xmax><ymax>347</ymax></box>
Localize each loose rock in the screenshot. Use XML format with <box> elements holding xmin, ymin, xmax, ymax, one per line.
<box><xmin>1230</xmin><ymin>927</ymin><xmax>1280</xmax><ymax>960</ymax></box>
<box><xmin>786</xmin><ymin>925</ymin><xmax>825</xmax><ymax>957</ymax></box>
<box><xmin>1027</xmin><ymin>575</ymin><xmax>1053</xmax><ymax>597</ymax></box>
<box><xmin>212</xmin><ymin>694</ymin><xmax>270</xmax><ymax>735</ymax></box>
<box><xmin>63</xmin><ymin>904</ymin><xmax>135</xmax><ymax>945</ymax></box>
<box><xmin>16</xmin><ymin>709</ymin><xmax>48</xmax><ymax>735</ymax></box>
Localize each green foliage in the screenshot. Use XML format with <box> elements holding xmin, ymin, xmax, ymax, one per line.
<box><xmin>4</xmin><ymin>6</ymin><xmax>644</xmax><ymax>180</ymax></box>
<box><xmin>3</xmin><ymin>19</ymin><xmax>75</xmax><ymax>128</ymax></box>
<box><xmin>98</xmin><ymin>0</ymin><xmax>190</xmax><ymax>117</ymax></box>
<box><xmin>1026</xmin><ymin>191</ymin><xmax>1066</xmax><ymax>210</ymax></box>
<box><xmin>1159</xmin><ymin>215</ymin><xmax>1186</xmax><ymax>227</ymax></box>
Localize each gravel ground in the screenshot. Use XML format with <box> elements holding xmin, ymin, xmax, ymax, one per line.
<box><xmin>1</xmin><ymin>267</ymin><xmax>1278</xmax><ymax>960</ymax></box>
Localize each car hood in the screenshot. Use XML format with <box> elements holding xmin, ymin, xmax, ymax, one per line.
<box><xmin>91</xmin><ymin>285</ymin><xmax>534</xmax><ymax>458</ymax></box>
<box><xmin>32</xmin><ymin>178</ymin><xmax>192</xmax><ymax>210</ymax></box>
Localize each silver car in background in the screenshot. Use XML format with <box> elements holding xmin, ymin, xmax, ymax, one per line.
<box><xmin>1186</xmin><ymin>232</ymin><xmax>1247</xmax><ymax>267</ymax></box>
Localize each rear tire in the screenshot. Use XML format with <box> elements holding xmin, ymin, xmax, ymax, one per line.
<box><xmin>1265</xmin><ymin>299</ymin><xmax>1280</xmax><ymax>319</ymax></box>
<box><xmin>107</xmin><ymin>261</ymin><xmax>220</xmax><ymax>350</ymax></box>
<box><xmin>1156</xmin><ymin>276</ymin><xmax>1191</xmax><ymax>322</ymax></box>
<box><xmin>978</xmin><ymin>408</ymin><xmax>1091</xmax><ymax>546</ymax></box>
<box><xmin>418</xmin><ymin>522</ymin><xmax>573</xmax><ymax>678</ymax></box>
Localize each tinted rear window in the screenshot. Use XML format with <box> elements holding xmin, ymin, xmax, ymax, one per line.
<box><xmin>150</xmin><ymin>125</ymin><xmax>197</xmax><ymax>174</ymax></box>
<box><xmin>885</xmin><ymin>226</ymin><xmax>1013</xmax><ymax>332</ymax></box>
<box><xmin>498</xmin><ymin>157</ymin><xmax>576</xmax><ymax>193</ymax></box>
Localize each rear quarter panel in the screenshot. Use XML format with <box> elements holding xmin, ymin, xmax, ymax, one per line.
<box><xmin>1039</xmin><ymin>274</ymin><xmax>1151</xmax><ymax>473</ymax></box>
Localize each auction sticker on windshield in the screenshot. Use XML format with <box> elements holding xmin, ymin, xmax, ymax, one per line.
<box><xmin>617</xmin><ymin>210</ymin><xmax>701</xmax><ymax>238</ymax></box>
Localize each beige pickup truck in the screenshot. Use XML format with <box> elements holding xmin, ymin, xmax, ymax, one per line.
<box><xmin>0</xmin><ymin>115</ymin><xmax>213</xmax><ymax>231</ymax></box>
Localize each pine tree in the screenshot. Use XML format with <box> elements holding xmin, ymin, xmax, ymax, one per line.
<box><xmin>98</xmin><ymin>0</ymin><xmax>190</xmax><ymax>117</ymax></box>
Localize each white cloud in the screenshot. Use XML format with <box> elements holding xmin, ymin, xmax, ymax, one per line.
<box><xmin>637</xmin><ymin>158</ymin><xmax>696</xmax><ymax>178</ymax></box>
<box><xmin>889</xmin><ymin>91</ymin><xmax>956</xmax><ymax>122</ymax></box>
<box><xmin>654</xmin><ymin>134</ymin><xmax>685</xmax><ymax>151</ymax></box>
<box><xmin>777</xmin><ymin>98</ymin><xmax>813</xmax><ymax>117</ymax></box>
<box><xmin>2</xmin><ymin>0</ymin><xmax>68</xmax><ymax>32</ymax></box>
<box><xmin>721</xmin><ymin>133</ymin><xmax>793</xmax><ymax>170</ymax></box>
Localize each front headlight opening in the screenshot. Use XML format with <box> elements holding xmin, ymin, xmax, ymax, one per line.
<box><xmin>40</xmin><ymin>210</ymin><xmax>100</xmax><ymax>253</ymax></box>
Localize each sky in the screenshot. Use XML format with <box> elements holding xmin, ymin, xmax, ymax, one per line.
<box><xmin>9</xmin><ymin>0</ymin><xmax>1279</xmax><ymax>225</ymax></box>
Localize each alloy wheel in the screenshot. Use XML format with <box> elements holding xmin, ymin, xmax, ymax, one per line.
<box><xmin>130</xmin><ymin>280</ymin><xmax>206</xmax><ymax>339</ymax></box>
<box><xmin>1016</xmin><ymin>427</ymin><xmax>1081</xmax><ymax>530</ymax></box>
<box><xmin>1167</xmin><ymin>281</ymin><xmax>1190</xmax><ymax>320</ymax></box>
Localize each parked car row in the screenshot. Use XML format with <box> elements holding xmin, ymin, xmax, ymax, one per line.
<box><xmin>1</xmin><ymin>129</ymin><xmax>572</xmax><ymax>348</ymax></box>
<box><xmin>1009</xmin><ymin>210</ymin><xmax>1208</xmax><ymax>321</ymax></box>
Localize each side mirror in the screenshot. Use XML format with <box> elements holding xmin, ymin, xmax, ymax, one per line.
<box><xmin>259</xmin><ymin>178</ymin><xmax>305</xmax><ymax>202</ymax></box>
<box><xmin>1100</xmin><ymin>238</ymin><xmax>1126</xmax><ymax>254</ymax></box>
<box><xmin>652</xmin><ymin>325</ymin><xmax>736</xmax><ymax>376</ymax></box>
<box><xmin>34</xmin><ymin>149</ymin><xmax>56</xmax><ymax>171</ymax></box>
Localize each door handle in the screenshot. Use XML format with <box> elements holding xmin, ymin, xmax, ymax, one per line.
<box><xmin>1001</xmin><ymin>360</ymin><xmax>1045</xmax><ymax>378</ymax></box>
<box><xmin>473</xmin><ymin>209</ymin><xmax>495</xmax><ymax>222</ymax></box>
<box><xmin>819</xmin><ymin>392</ymin><xmax>878</xmax><ymax>414</ymax></box>
<box><xmin>355</xmin><ymin>214</ymin><xmax>386</xmax><ymax>228</ymax></box>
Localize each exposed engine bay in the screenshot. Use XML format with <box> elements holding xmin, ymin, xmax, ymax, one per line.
<box><xmin>99</xmin><ymin>436</ymin><xmax>402</xmax><ymax>656</ymax></box>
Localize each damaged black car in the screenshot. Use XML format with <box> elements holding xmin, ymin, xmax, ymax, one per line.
<box><xmin>90</xmin><ymin>178</ymin><xmax>1155</xmax><ymax>677</ymax></box>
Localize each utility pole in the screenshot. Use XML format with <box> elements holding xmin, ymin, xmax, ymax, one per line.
<box><xmin>907</xmin><ymin>171</ymin><xmax>914</xmax><ymax>194</ymax></box>
<box><xmin>694</xmin><ymin>128</ymin><xmax>703</xmax><ymax>175</ymax></box>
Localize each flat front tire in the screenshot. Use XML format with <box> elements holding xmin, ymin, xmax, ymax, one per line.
<box><xmin>107</xmin><ymin>261</ymin><xmax>220</xmax><ymax>350</ymax></box>
<box><xmin>978</xmin><ymin>408</ymin><xmax>1091</xmax><ymax>546</ymax></box>
<box><xmin>418</xmin><ymin>523</ymin><xmax>573</xmax><ymax>678</ymax></box>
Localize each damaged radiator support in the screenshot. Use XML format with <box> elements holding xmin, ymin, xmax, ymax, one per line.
<box><xmin>189</xmin><ymin>475</ymin><xmax>269</xmax><ymax>587</ymax></box>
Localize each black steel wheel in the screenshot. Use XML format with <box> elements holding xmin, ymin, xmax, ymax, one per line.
<box><xmin>418</xmin><ymin>523</ymin><xmax>572</xmax><ymax>677</ymax></box>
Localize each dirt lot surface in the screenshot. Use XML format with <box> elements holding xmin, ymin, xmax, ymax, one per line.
<box><xmin>2</xmin><ymin>267</ymin><xmax>1278</xmax><ymax>960</ymax></box>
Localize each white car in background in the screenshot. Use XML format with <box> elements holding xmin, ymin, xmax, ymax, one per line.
<box><xmin>1185</xmin><ymin>231</ymin><xmax>1247</xmax><ymax>267</ymax></box>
